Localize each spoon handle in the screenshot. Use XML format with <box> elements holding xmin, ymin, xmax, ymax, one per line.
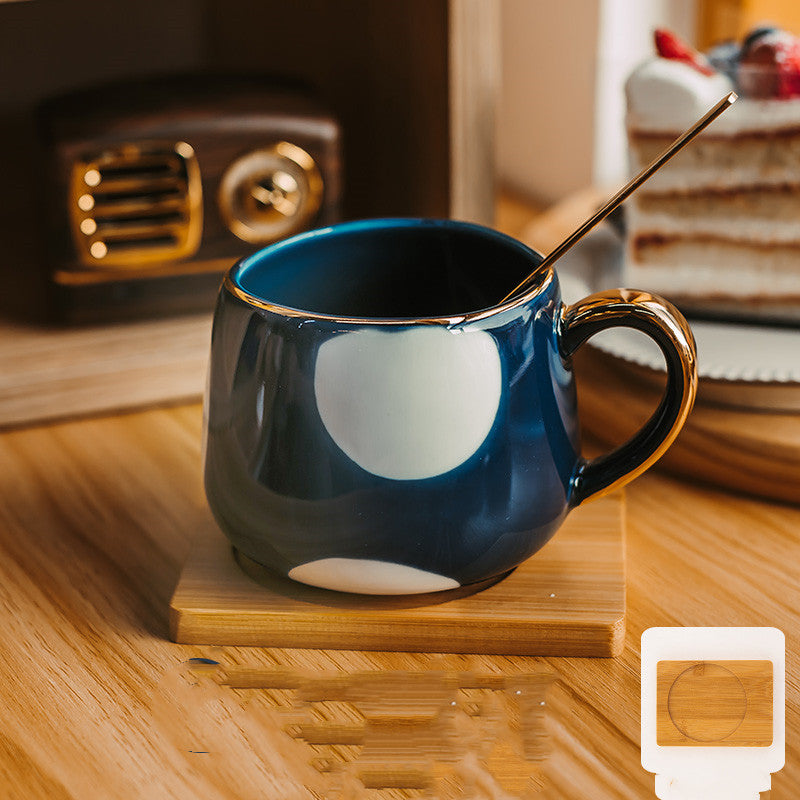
<box><xmin>499</xmin><ymin>91</ymin><xmax>738</xmax><ymax>304</ymax></box>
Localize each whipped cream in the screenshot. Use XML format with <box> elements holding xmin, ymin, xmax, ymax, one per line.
<box><xmin>626</xmin><ymin>57</ymin><xmax>800</xmax><ymax>134</ymax></box>
<box><xmin>625</xmin><ymin>58</ymin><xmax>734</xmax><ymax>132</ymax></box>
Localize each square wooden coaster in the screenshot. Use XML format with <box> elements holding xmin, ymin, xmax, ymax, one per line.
<box><xmin>169</xmin><ymin>492</ymin><xmax>626</xmax><ymax>656</ymax></box>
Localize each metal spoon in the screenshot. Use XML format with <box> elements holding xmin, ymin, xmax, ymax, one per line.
<box><xmin>499</xmin><ymin>91</ymin><xmax>738</xmax><ymax>304</ymax></box>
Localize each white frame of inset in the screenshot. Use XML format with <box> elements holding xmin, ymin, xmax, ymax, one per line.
<box><xmin>641</xmin><ymin>627</ymin><xmax>785</xmax><ymax>799</ymax></box>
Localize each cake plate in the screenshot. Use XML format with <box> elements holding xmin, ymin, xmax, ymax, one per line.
<box><xmin>554</xmin><ymin>224</ymin><xmax>800</xmax><ymax>504</ymax></box>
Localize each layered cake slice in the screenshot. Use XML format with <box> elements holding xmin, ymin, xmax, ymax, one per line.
<box><xmin>624</xmin><ymin>27</ymin><xmax>800</xmax><ymax>321</ymax></box>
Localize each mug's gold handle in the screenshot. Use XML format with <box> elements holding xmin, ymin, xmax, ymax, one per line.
<box><xmin>560</xmin><ymin>289</ymin><xmax>698</xmax><ymax>506</ymax></box>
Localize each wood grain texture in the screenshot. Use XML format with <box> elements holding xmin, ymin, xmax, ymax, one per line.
<box><xmin>0</xmin><ymin>313</ymin><xmax>211</xmax><ymax>429</ymax></box>
<box><xmin>169</xmin><ymin>493</ymin><xmax>626</xmax><ymax>656</ymax></box>
<box><xmin>0</xmin><ymin>404</ymin><xmax>797</xmax><ymax>798</ymax></box>
<box><xmin>657</xmin><ymin>660</ymin><xmax>773</xmax><ymax>747</ymax></box>
<box><xmin>573</xmin><ymin>347</ymin><xmax>800</xmax><ymax>504</ymax></box>
<box><xmin>0</xmin><ymin>195</ymin><xmax>788</xmax><ymax>798</ymax></box>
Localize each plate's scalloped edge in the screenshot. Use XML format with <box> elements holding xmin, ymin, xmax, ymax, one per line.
<box><xmin>590</xmin><ymin>339</ymin><xmax>800</xmax><ymax>385</ymax></box>
<box><xmin>558</xmin><ymin>225</ymin><xmax>800</xmax><ymax>388</ymax></box>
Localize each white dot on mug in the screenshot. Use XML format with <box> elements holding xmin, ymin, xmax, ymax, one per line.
<box><xmin>314</xmin><ymin>327</ymin><xmax>502</xmax><ymax>480</ymax></box>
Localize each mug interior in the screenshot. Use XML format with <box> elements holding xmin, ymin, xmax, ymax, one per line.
<box><xmin>230</xmin><ymin>218</ymin><xmax>544</xmax><ymax>319</ymax></box>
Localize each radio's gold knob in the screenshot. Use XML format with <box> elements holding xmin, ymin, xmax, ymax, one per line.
<box><xmin>218</xmin><ymin>142</ymin><xmax>323</xmax><ymax>245</ymax></box>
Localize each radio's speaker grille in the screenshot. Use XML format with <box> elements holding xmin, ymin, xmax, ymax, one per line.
<box><xmin>68</xmin><ymin>141</ymin><xmax>202</xmax><ymax>268</ymax></box>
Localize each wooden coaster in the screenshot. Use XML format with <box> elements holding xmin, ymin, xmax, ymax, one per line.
<box><xmin>656</xmin><ymin>660</ymin><xmax>774</xmax><ymax>747</ymax></box>
<box><xmin>169</xmin><ymin>492</ymin><xmax>626</xmax><ymax>657</ymax></box>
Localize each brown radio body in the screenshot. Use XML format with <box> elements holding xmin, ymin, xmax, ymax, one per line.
<box><xmin>38</xmin><ymin>75</ymin><xmax>342</xmax><ymax>323</ymax></box>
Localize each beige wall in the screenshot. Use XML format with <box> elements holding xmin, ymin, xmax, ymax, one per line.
<box><xmin>497</xmin><ymin>0</ymin><xmax>601</xmax><ymax>205</ymax></box>
<box><xmin>498</xmin><ymin>0</ymin><xmax>696</xmax><ymax>204</ymax></box>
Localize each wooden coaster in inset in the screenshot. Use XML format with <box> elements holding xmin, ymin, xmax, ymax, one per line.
<box><xmin>657</xmin><ymin>660</ymin><xmax>774</xmax><ymax>747</ymax></box>
<box><xmin>169</xmin><ymin>492</ymin><xmax>625</xmax><ymax>657</ymax></box>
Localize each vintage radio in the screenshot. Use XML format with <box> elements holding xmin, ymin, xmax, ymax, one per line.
<box><xmin>38</xmin><ymin>75</ymin><xmax>342</xmax><ymax>323</ymax></box>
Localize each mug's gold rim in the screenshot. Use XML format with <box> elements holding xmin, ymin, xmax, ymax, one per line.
<box><xmin>223</xmin><ymin>218</ymin><xmax>554</xmax><ymax>326</ymax></box>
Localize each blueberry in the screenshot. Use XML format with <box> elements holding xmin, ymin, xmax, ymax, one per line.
<box><xmin>707</xmin><ymin>39</ymin><xmax>740</xmax><ymax>80</ymax></box>
<box><xmin>742</xmin><ymin>25</ymin><xmax>779</xmax><ymax>52</ymax></box>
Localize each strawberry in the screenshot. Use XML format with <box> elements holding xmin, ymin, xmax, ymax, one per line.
<box><xmin>739</xmin><ymin>31</ymin><xmax>800</xmax><ymax>99</ymax></box>
<box><xmin>654</xmin><ymin>28</ymin><xmax>716</xmax><ymax>76</ymax></box>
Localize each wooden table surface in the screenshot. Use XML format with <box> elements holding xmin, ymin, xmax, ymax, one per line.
<box><xmin>1</xmin><ymin>195</ymin><xmax>798</xmax><ymax>798</ymax></box>
<box><xmin>1</xmin><ymin>406</ymin><xmax>798</xmax><ymax>798</ymax></box>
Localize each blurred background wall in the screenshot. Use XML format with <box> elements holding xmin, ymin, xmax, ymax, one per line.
<box><xmin>496</xmin><ymin>0</ymin><xmax>695</xmax><ymax>205</ymax></box>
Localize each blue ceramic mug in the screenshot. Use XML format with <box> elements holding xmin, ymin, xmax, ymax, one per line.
<box><xmin>204</xmin><ymin>219</ymin><xmax>696</xmax><ymax>595</ymax></box>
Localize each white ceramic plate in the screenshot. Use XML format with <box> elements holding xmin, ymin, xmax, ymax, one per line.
<box><xmin>555</xmin><ymin>225</ymin><xmax>800</xmax><ymax>410</ymax></box>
